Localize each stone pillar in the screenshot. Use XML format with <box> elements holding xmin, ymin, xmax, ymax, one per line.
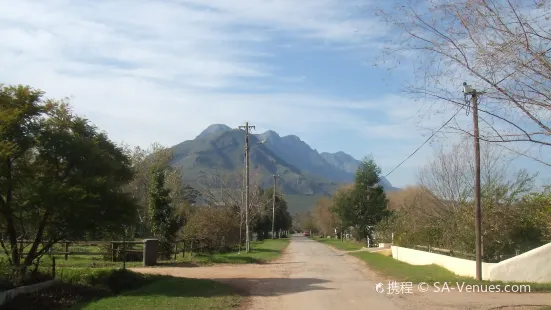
<box><xmin>143</xmin><ymin>239</ymin><xmax>159</xmax><ymax>267</ymax></box>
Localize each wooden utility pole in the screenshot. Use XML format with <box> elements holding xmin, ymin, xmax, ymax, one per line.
<box><xmin>239</xmin><ymin>122</ymin><xmax>255</xmax><ymax>253</ymax></box>
<box><xmin>464</xmin><ymin>82</ymin><xmax>482</xmax><ymax>281</ymax></box>
<box><xmin>472</xmin><ymin>91</ymin><xmax>482</xmax><ymax>281</ymax></box>
<box><xmin>272</xmin><ymin>174</ymin><xmax>279</xmax><ymax>239</ymax></box>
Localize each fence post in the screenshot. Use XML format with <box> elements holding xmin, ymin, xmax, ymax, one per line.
<box><xmin>122</xmin><ymin>237</ymin><xmax>127</xmax><ymax>270</ymax></box>
<box><xmin>65</xmin><ymin>242</ymin><xmax>69</xmax><ymax>261</ymax></box>
<box><xmin>173</xmin><ymin>243</ymin><xmax>177</xmax><ymax>261</ymax></box>
<box><xmin>111</xmin><ymin>242</ymin><xmax>115</xmax><ymax>262</ymax></box>
<box><xmin>142</xmin><ymin>239</ymin><xmax>159</xmax><ymax>267</ymax></box>
<box><xmin>182</xmin><ymin>241</ymin><xmax>185</xmax><ymax>257</ymax></box>
<box><xmin>52</xmin><ymin>257</ymin><xmax>56</xmax><ymax>278</ymax></box>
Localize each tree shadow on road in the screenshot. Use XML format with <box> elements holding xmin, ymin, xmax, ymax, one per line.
<box><xmin>118</xmin><ymin>276</ymin><xmax>332</xmax><ymax>298</ymax></box>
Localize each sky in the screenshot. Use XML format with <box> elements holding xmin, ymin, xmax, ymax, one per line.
<box><xmin>0</xmin><ymin>0</ymin><xmax>549</xmax><ymax>188</ymax></box>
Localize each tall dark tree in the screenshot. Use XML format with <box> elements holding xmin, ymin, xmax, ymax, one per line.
<box><xmin>148</xmin><ymin>168</ymin><xmax>179</xmax><ymax>259</ymax></box>
<box><xmin>333</xmin><ymin>156</ymin><xmax>390</xmax><ymax>242</ymax></box>
<box><xmin>0</xmin><ymin>85</ymin><xmax>138</xmax><ymax>282</ymax></box>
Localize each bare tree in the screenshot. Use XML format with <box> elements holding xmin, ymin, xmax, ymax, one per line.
<box><xmin>312</xmin><ymin>197</ymin><xmax>339</xmax><ymax>236</ymax></box>
<box><xmin>196</xmin><ymin>168</ymin><xmax>264</xmax><ymax>245</ymax></box>
<box><xmin>418</xmin><ymin>139</ymin><xmax>537</xmax><ymax>208</ymax></box>
<box><xmin>378</xmin><ymin>0</ymin><xmax>551</xmax><ymax>163</ymax></box>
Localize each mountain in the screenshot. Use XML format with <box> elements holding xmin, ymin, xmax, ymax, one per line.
<box><xmin>320</xmin><ymin>151</ymin><xmax>399</xmax><ymax>191</ymax></box>
<box><xmin>169</xmin><ymin>124</ymin><xmax>399</xmax><ymax>211</ymax></box>
<box><xmin>171</xmin><ymin>128</ymin><xmax>339</xmax><ymax>196</ymax></box>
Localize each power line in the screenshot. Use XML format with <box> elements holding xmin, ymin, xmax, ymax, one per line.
<box><xmin>383</xmin><ymin>106</ymin><xmax>464</xmax><ymax>178</ymax></box>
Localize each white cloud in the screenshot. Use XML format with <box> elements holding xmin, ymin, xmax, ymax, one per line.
<box><xmin>3</xmin><ymin>0</ymin><xmax>544</xmax><ymax>189</ymax></box>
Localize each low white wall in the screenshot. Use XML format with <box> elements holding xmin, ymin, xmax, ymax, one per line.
<box><xmin>490</xmin><ymin>242</ymin><xmax>551</xmax><ymax>283</ymax></box>
<box><xmin>391</xmin><ymin>246</ymin><xmax>495</xmax><ymax>279</ymax></box>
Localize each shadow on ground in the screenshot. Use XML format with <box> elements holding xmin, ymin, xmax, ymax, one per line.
<box><xmin>67</xmin><ymin>276</ymin><xmax>332</xmax><ymax>309</ymax></box>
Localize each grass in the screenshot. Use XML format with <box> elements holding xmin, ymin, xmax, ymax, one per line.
<box><xmin>350</xmin><ymin>251</ymin><xmax>551</xmax><ymax>292</ymax></box>
<box><xmin>5</xmin><ymin>238</ymin><xmax>290</xmax><ymax>270</ymax></box>
<box><xmin>70</xmin><ymin>276</ymin><xmax>241</xmax><ymax>310</ymax></box>
<box><xmin>2</xmin><ymin>268</ymin><xmax>242</xmax><ymax>310</ymax></box>
<box><xmin>313</xmin><ymin>236</ymin><xmax>364</xmax><ymax>251</ymax></box>
<box><xmin>179</xmin><ymin>238</ymin><xmax>289</xmax><ymax>265</ymax></box>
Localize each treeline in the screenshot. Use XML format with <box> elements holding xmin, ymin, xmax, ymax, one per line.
<box><xmin>295</xmin><ymin>156</ymin><xmax>392</xmax><ymax>243</ymax></box>
<box><xmin>300</xmin><ymin>138</ymin><xmax>551</xmax><ymax>263</ymax></box>
<box><xmin>377</xmin><ymin>141</ymin><xmax>551</xmax><ymax>262</ymax></box>
<box><xmin>0</xmin><ymin>85</ymin><xmax>292</xmax><ymax>284</ymax></box>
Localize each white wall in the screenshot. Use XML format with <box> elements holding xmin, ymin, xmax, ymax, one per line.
<box><xmin>489</xmin><ymin>242</ymin><xmax>551</xmax><ymax>283</ymax></box>
<box><xmin>391</xmin><ymin>246</ymin><xmax>495</xmax><ymax>279</ymax></box>
<box><xmin>392</xmin><ymin>243</ymin><xmax>551</xmax><ymax>283</ymax></box>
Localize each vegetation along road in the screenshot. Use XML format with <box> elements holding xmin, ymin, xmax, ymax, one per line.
<box><xmin>134</xmin><ymin>236</ymin><xmax>551</xmax><ymax>310</ymax></box>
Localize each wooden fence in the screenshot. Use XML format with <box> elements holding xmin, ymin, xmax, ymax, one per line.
<box><xmin>12</xmin><ymin>238</ymin><xmax>237</xmax><ymax>262</ymax></box>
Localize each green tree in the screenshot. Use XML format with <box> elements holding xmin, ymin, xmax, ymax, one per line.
<box><xmin>333</xmin><ymin>156</ymin><xmax>390</xmax><ymax>242</ymax></box>
<box><xmin>148</xmin><ymin>168</ymin><xmax>179</xmax><ymax>259</ymax></box>
<box><xmin>0</xmin><ymin>85</ymin><xmax>137</xmax><ymax>282</ymax></box>
<box><xmin>253</xmin><ymin>188</ymin><xmax>292</xmax><ymax>239</ymax></box>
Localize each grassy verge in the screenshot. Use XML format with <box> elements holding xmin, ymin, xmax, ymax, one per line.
<box><xmin>2</xmin><ymin>268</ymin><xmax>242</xmax><ymax>310</ymax></box>
<box><xmin>179</xmin><ymin>238</ymin><xmax>289</xmax><ymax>265</ymax></box>
<box><xmin>313</xmin><ymin>237</ymin><xmax>364</xmax><ymax>251</ymax></box>
<box><xmin>70</xmin><ymin>276</ymin><xmax>241</xmax><ymax>310</ymax></box>
<box><xmin>351</xmin><ymin>252</ymin><xmax>551</xmax><ymax>292</ymax></box>
<box><xmin>12</xmin><ymin>238</ymin><xmax>290</xmax><ymax>270</ymax></box>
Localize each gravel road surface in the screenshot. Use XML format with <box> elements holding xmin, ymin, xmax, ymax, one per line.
<box><xmin>133</xmin><ymin>236</ymin><xmax>551</xmax><ymax>310</ymax></box>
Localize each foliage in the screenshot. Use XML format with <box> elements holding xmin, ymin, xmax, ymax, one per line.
<box><xmin>293</xmin><ymin>211</ymin><xmax>317</xmax><ymax>233</ymax></box>
<box><xmin>332</xmin><ymin>156</ymin><xmax>390</xmax><ymax>241</ymax></box>
<box><xmin>148</xmin><ymin>168</ymin><xmax>180</xmax><ymax>259</ymax></box>
<box><xmin>182</xmin><ymin>206</ymin><xmax>240</xmax><ymax>252</ymax></box>
<box><xmin>124</xmin><ymin>144</ymin><xmax>197</xmax><ymax>239</ymax></box>
<box><xmin>311</xmin><ymin>197</ymin><xmax>339</xmax><ymax>236</ymax></box>
<box><xmin>0</xmin><ymin>85</ymin><xmax>138</xmax><ymax>283</ymax></box>
<box><xmin>252</xmin><ymin>188</ymin><xmax>292</xmax><ymax>239</ymax></box>
<box><xmin>378</xmin><ymin>141</ymin><xmax>550</xmax><ymax>262</ymax></box>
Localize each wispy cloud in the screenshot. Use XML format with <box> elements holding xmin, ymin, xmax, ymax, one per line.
<box><xmin>4</xmin><ymin>0</ymin><xmax>540</xmax><ymax>188</ymax></box>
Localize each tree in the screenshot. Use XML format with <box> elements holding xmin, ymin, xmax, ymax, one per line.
<box><xmin>197</xmin><ymin>168</ymin><xmax>264</xmax><ymax>247</ymax></box>
<box><xmin>148</xmin><ymin>168</ymin><xmax>180</xmax><ymax>259</ymax></box>
<box><xmin>0</xmin><ymin>85</ymin><xmax>137</xmax><ymax>282</ymax></box>
<box><xmin>312</xmin><ymin>197</ymin><xmax>339</xmax><ymax>237</ymax></box>
<box><xmin>378</xmin><ymin>0</ymin><xmax>551</xmax><ymax>164</ymax></box>
<box><xmin>385</xmin><ymin>140</ymin><xmax>546</xmax><ymax>261</ymax></box>
<box><xmin>182</xmin><ymin>206</ymin><xmax>240</xmax><ymax>252</ymax></box>
<box><xmin>124</xmin><ymin>144</ymin><xmax>196</xmax><ymax>238</ymax></box>
<box><xmin>332</xmin><ymin>157</ymin><xmax>390</xmax><ymax>242</ymax></box>
<box><xmin>253</xmin><ymin>187</ymin><xmax>292</xmax><ymax>239</ymax></box>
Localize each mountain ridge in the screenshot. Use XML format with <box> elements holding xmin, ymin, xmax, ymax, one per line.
<box><xmin>171</xmin><ymin>124</ymin><xmax>398</xmax><ymax>195</ymax></box>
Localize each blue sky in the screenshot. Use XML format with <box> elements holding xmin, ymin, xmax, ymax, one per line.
<box><xmin>0</xmin><ymin>0</ymin><xmax>549</xmax><ymax>188</ymax></box>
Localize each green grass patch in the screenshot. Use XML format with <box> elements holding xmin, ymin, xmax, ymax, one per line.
<box><xmin>2</xmin><ymin>268</ymin><xmax>242</xmax><ymax>310</ymax></box>
<box><xmin>156</xmin><ymin>238</ymin><xmax>290</xmax><ymax>266</ymax></box>
<box><xmin>314</xmin><ymin>237</ymin><xmax>364</xmax><ymax>251</ymax></box>
<box><xmin>70</xmin><ymin>277</ymin><xmax>241</xmax><ymax>310</ymax></box>
<box><xmin>351</xmin><ymin>251</ymin><xmax>551</xmax><ymax>292</ymax></box>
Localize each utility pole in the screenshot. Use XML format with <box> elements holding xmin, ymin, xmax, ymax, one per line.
<box><xmin>272</xmin><ymin>174</ymin><xmax>279</xmax><ymax>239</ymax></box>
<box><xmin>463</xmin><ymin>82</ymin><xmax>482</xmax><ymax>281</ymax></box>
<box><xmin>239</xmin><ymin>122</ymin><xmax>255</xmax><ymax>253</ymax></box>
<box><xmin>472</xmin><ymin>90</ymin><xmax>482</xmax><ymax>281</ymax></box>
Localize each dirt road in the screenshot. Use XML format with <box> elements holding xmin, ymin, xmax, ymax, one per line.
<box><xmin>134</xmin><ymin>236</ymin><xmax>551</xmax><ymax>309</ymax></box>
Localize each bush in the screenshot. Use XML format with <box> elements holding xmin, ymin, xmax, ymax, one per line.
<box><xmin>183</xmin><ymin>206</ymin><xmax>240</xmax><ymax>253</ymax></box>
<box><xmin>0</xmin><ymin>258</ymin><xmax>53</xmax><ymax>291</ymax></box>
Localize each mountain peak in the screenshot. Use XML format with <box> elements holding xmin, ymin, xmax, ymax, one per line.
<box><xmin>197</xmin><ymin>124</ymin><xmax>232</xmax><ymax>139</ymax></box>
<box><xmin>283</xmin><ymin>134</ymin><xmax>302</xmax><ymax>142</ymax></box>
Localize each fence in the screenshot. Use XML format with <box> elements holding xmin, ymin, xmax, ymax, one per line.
<box><xmin>14</xmin><ymin>240</ymin><xmax>144</xmax><ymax>262</ymax></box>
